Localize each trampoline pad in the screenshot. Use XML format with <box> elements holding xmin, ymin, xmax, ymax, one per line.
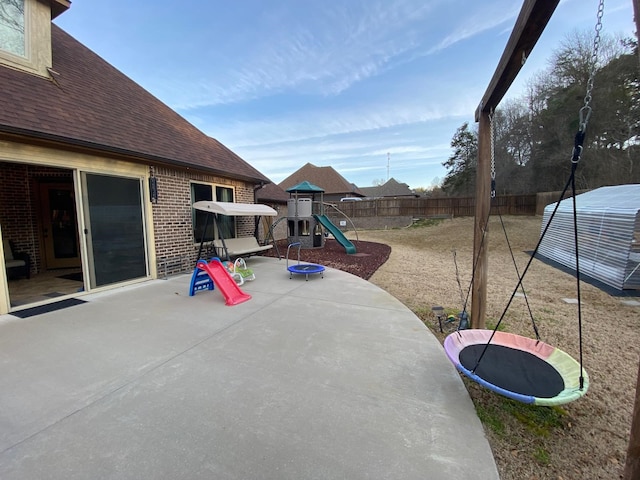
<box><xmin>291</xmin><ymin>265</ymin><xmax>323</xmax><ymax>272</ymax></box>
<box><xmin>459</xmin><ymin>344</ymin><xmax>565</xmax><ymax>398</ymax></box>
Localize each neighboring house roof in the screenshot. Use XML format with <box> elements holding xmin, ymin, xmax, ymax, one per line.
<box><xmin>0</xmin><ymin>25</ymin><xmax>269</xmax><ymax>184</ymax></box>
<box><xmin>359</xmin><ymin>178</ymin><xmax>418</xmax><ymax>198</ymax></box>
<box><xmin>255</xmin><ymin>182</ymin><xmax>289</xmax><ymax>204</ymax></box>
<box><xmin>279</xmin><ymin>163</ymin><xmax>363</xmax><ymax>196</ymax></box>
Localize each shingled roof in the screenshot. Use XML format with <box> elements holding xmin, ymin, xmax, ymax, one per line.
<box><xmin>278</xmin><ymin>163</ymin><xmax>362</xmax><ymax>196</ymax></box>
<box><xmin>0</xmin><ymin>25</ymin><xmax>269</xmax><ymax>184</ymax></box>
<box><xmin>255</xmin><ymin>182</ymin><xmax>289</xmax><ymax>204</ymax></box>
<box><xmin>359</xmin><ymin>178</ymin><xmax>418</xmax><ymax>198</ymax></box>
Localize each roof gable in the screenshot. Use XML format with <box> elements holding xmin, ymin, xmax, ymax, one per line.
<box><xmin>0</xmin><ymin>25</ymin><xmax>269</xmax><ymax>184</ymax></box>
<box><xmin>255</xmin><ymin>182</ymin><xmax>289</xmax><ymax>204</ymax></box>
<box><xmin>360</xmin><ymin>178</ymin><xmax>417</xmax><ymax>198</ymax></box>
<box><xmin>279</xmin><ymin>163</ymin><xmax>362</xmax><ymax>196</ymax></box>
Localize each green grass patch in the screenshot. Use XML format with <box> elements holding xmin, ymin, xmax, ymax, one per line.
<box><xmin>475</xmin><ymin>403</ymin><xmax>506</xmax><ymax>436</ymax></box>
<box><xmin>409</xmin><ymin>218</ymin><xmax>446</xmax><ymax>228</ymax></box>
<box><xmin>533</xmin><ymin>446</ymin><xmax>551</xmax><ymax>465</ymax></box>
<box><xmin>500</xmin><ymin>400</ymin><xmax>566</xmax><ymax>437</ymax></box>
<box><xmin>484</xmin><ymin>318</ymin><xmax>506</xmax><ymax>331</ymax></box>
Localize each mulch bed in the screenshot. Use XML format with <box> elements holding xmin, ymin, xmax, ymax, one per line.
<box><xmin>261</xmin><ymin>239</ymin><xmax>391</xmax><ymax>280</ymax></box>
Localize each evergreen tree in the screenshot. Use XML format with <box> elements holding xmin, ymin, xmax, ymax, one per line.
<box><xmin>442</xmin><ymin>123</ymin><xmax>477</xmax><ymax>196</ymax></box>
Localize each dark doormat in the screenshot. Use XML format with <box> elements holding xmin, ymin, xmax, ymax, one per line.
<box><xmin>12</xmin><ymin>298</ymin><xmax>87</xmax><ymax>318</ymax></box>
<box><xmin>57</xmin><ymin>272</ymin><xmax>83</xmax><ymax>282</ymax></box>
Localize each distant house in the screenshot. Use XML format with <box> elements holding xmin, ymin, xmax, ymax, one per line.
<box><xmin>358</xmin><ymin>178</ymin><xmax>418</xmax><ymax>199</ymax></box>
<box><xmin>0</xmin><ymin>0</ymin><xmax>270</xmax><ymax>314</ymax></box>
<box><xmin>279</xmin><ymin>163</ymin><xmax>363</xmax><ymax>203</ymax></box>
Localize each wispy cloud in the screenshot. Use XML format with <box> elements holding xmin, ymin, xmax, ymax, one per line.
<box><xmin>156</xmin><ymin>1</ymin><xmax>470</xmax><ymax>110</ymax></box>
<box><xmin>204</xmin><ymin>85</ymin><xmax>480</xmax><ymax>150</ymax></box>
<box><xmin>427</xmin><ymin>4</ymin><xmax>518</xmax><ymax>55</ymax></box>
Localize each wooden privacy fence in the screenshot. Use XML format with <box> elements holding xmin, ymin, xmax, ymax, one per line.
<box><xmin>334</xmin><ymin>194</ymin><xmax>538</xmax><ymax>218</ymax></box>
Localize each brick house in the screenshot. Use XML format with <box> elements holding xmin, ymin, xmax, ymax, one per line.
<box><xmin>0</xmin><ymin>0</ymin><xmax>271</xmax><ymax>314</ymax></box>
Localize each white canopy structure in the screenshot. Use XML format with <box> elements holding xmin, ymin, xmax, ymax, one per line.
<box><xmin>539</xmin><ymin>184</ymin><xmax>640</xmax><ymax>291</ymax></box>
<box><xmin>193</xmin><ymin>201</ymin><xmax>277</xmax><ymax>217</ymax></box>
<box><xmin>192</xmin><ymin>201</ymin><xmax>279</xmax><ymax>261</ymax></box>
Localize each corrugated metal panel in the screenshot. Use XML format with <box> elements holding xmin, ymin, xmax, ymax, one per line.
<box><xmin>538</xmin><ymin>185</ymin><xmax>640</xmax><ymax>291</ymax></box>
<box><xmin>624</xmin><ymin>213</ymin><xmax>640</xmax><ymax>289</ymax></box>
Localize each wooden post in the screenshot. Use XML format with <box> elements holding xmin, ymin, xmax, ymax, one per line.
<box><xmin>470</xmin><ymin>0</ymin><xmax>559</xmax><ymax>329</ymax></box>
<box><xmin>471</xmin><ymin>111</ymin><xmax>491</xmax><ymax>329</ymax></box>
<box><xmin>624</xmin><ymin>4</ymin><xmax>640</xmax><ymax>477</ymax></box>
<box><xmin>624</xmin><ymin>359</ymin><xmax>640</xmax><ymax>479</ymax></box>
<box><xmin>635</xmin><ymin>0</ymin><xmax>640</xmax><ymax>66</ymax></box>
<box><xmin>635</xmin><ymin>0</ymin><xmax>640</xmax><ymax>64</ymax></box>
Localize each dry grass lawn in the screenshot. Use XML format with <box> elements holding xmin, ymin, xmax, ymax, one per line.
<box><xmin>352</xmin><ymin>216</ymin><xmax>639</xmax><ymax>480</ymax></box>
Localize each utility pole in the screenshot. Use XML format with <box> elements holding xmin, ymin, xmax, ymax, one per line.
<box><xmin>387</xmin><ymin>152</ymin><xmax>390</xmax><ymax>181</ymax></box>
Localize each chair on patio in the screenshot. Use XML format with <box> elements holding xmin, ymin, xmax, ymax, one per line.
<box><xmin>3</xmin><ymin>237</ymin><xmax>31</xmax><ymax>280</ymax></box>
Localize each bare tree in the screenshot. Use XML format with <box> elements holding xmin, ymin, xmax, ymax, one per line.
<box><xmin>0</xmin><ymin>0</ymin><xmax>24</xmax><ymax>34</ymax></box>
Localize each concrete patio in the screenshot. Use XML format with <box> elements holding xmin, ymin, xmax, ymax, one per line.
<box><xmin>0</xmin><ymin>257</ymin><xmax>498</xmax><ymax>479</ymax></box>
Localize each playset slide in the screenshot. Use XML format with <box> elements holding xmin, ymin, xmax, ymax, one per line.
<box><xmin>313</xmin><ymin>214</ymin><xmax>356</xmax><ymax>254</ymax></box>
<box><xmin>194</xmin><ymin>259</ymin><xmax>251</xmax><ymax>306</ymax></box>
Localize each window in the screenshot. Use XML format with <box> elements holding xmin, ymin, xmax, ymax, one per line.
<box><xmin>0</xmin><ymin>0</ymin><xmax>26</xmax><ymax>57</ymax></box>
<box><xmin>215</xmin><ymin>185</ymin><xmax>234</xmax><ymax>239</ymax></box>
<box><xmin>191</xmin><ymin>183</ymin><xmax>235</xmax><ymax>242</ymax></box>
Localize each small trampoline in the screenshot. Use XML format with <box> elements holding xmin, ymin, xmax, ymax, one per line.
<box><xmin>286</xmin><ymin>242</ymin><xmax>325</xmax><ymax>281</ymax></box>
<box><xmin>444</xmin><ymin>329</ymin><xmax>588</xmax><ymax>406</ymax></box>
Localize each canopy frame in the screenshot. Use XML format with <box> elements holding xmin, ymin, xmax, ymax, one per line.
<box><xmin>192</xmin><ymin>201</ymin><xmax>277</xmax><ymax>261</ymax></box>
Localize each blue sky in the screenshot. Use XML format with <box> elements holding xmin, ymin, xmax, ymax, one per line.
<box><xmin>54</xmin><ymin>1</ymin><xmax>636</xmax><ymax>190</ymax></box>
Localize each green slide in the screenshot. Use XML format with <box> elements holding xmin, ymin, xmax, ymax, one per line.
<box><xmin>314</xmin><ymin>214</ymin><xmax>356</xmax><ymax>254</ymax></box>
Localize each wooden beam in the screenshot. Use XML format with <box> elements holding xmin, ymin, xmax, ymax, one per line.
<box><xmin>474</xmin><ymin>0</ymin><xmax>560</xmax><ymax>121</ymax></box>
<box><xmin>635</xmin><ymin>0</ymin><xmax>640</xmax><ymax>65</ymax></box>
<box><xmin>626</xmin><ymin>2</ymin><xmax>640</xmax><ymax>477</ymax></box>
<box><xmin>624</xmin><ymin>360</ymin><xmax>640</xmax><ymax>479</ymax></box>
<box><xmin>471</xmin><ymin>111</ymin><xmax>491</xmax><ymax>329</ymax></box>
<box><xmin>471</xmin><ymin>0</ymin><xmax>561</xmax><ymax>327</ymax></box>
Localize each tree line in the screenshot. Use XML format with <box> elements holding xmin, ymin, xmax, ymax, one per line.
<box><xmin>441</xmin><ymin>32</ymin><xmax>639</xmax><ymax>196</ymax></box>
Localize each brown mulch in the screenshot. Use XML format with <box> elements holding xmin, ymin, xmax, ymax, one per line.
<box><xmin>262</xmin><ymin>238</ymin><xmax>391</xmax><ymax>280</ymax></box>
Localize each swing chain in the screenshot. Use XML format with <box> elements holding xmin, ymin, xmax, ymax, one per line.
<box><xmin>489</xmin><ymin>109</ymin><xmax>496</xmax><ymax>198</ymax></box>
<box><xmin>572</xmin><ymin>0</ymin><xmax>604</xmax><ymax>164</ymax></box>
<box><xmin>578</xmin><ymin>0</ymin><xmax>604</xmax><ymax>133</ymax></box>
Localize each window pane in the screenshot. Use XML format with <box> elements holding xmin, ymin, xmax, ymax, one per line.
<box><xmin>0</xmin><ymin>0</ymin><xmax>26</xmax><ymax>57</ymax></box>
<box><xmin>216</xmin><ymin>186</ymin><xmax>235</xmax><ymax>239</ymax></box>
<box><xmin>192</xmin><ymin>183</ymin><xmax>213</xmax><ymax>242</ymax></box>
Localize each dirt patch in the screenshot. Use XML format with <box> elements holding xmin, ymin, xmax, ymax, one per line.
<box><xmin>265</xmin><ymin>217</ymin><xmax>639</xmax><ymax>480</ymax></box>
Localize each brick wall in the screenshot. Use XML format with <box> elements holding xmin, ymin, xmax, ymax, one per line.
<box><xmin>1</xmin><ymin>160</ymin><xmax>264</xmax><ymax>279</ymax></box>
<box><xmin>150</xmin><ymin>166</ymin><xmax>258</xmax><ymax>276</ymax></box>
<box><xmin>0</xmin><ymin>163</ymin><xmax>73</xmax><ymax>275</ymax></box>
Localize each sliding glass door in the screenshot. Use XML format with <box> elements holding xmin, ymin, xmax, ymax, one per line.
<box><xmin>82</xmin><ymin>173</ymin><xmax>148</xmax><ymax>288</ymax></box>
